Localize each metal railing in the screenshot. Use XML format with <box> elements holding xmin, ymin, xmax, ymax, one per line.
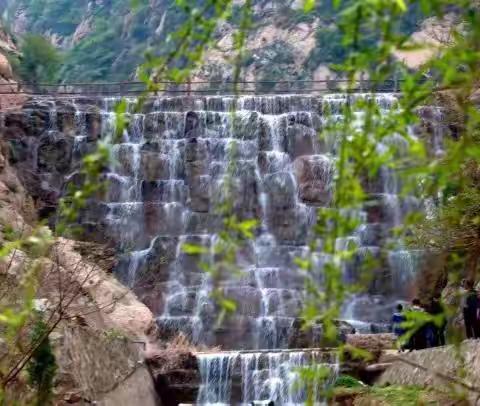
<box><xmin>0</xmin><ymin>79</ymin><xmax>405</xmax><ymax>97</ymax></box>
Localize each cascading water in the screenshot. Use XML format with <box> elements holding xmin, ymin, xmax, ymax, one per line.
<box><xmin>39</xmin><ymin>93</ymin><xmax>444</xmax><ymax>405</ymax></box>
<box><xmin>197</xmin><ymin>350</ymin><xmax>338</xmax><ymax>405</ymax></box>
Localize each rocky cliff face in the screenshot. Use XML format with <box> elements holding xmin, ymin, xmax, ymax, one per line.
<box><xmin>0</xmin><ymin>130</ymin><xmax>162</xmax><ymax>403</ymax></box>
<box><xmin>0</xmin><ymin>22</ymin><xmax>26</xmax><ymax>110</ymax></box>
<box><xmin>1</xmin><ymin>1</ymin><xmax>426</xmax><ymax>83</ymax></box>
<box><xmin>378</xmin><ymin>341</ymin><xmax>480</xmax><ymax>404</ymax></box>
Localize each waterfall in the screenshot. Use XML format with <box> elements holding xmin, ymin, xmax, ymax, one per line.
<box><xmin>196</xmin><ymin>350</ymin><xmax>338</xmax><ymax>405</ymax></box>
<box><xmin>126</xmin><ymin>248</ymin><xmax>149</xmax><ymax>288</ymax></box>
<box><xmin>197</xmin><ymin>353</ymin><xmax>238</xmax><ymax>404</ymax></box>
<box><xmin>67</xmin><ymin>93</ymin><xmax>430</xmax><ymax>344</ymax></box>
<box><xmin>47</xmin><ymin>93</ymin><xmax>442</xmax><ymax>405</ymax></box>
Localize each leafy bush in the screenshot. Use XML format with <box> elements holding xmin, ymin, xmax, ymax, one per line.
<box><xmin>334</xmin><ymin>374</ymin><xmax>364</xmax><ymax>388</ymax></box>
<box><xmin>305</xmin><ymin>25</ymin><xmax>347</xmax><ymax>70</ymax></box>
<box><xmin>15</xmin><ymin>34</ymin><xmax>62</xmax><ymax>84</ymax></box>
<box><xmin>26</xmin><ymin>315</ymin><xmax>57</xmax><ymax>406</ymax></box>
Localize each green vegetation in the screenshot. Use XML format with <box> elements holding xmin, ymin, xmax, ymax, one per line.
<box><xmin>253</xmin><ymin>41</ymin><xmax>306</xmax><ymax>92</ymax></box>
<box><xmin>2</xmin><ymin>0</ymin><xmax>428</xmax><ymax>82</ymax></box>
<box><xmin>26</xmin><ymin>315</ymin><xmax>57</xmax><ymax>406</ymax></box>
<box><xmin>334</xmin><ymin>374</ymin><xmax>364</xmax><ymax>388</ymax></box>
<box><xmin>305</xmin><ymin>25</ymin><xmax>348</xmax><ymax>69</ymax></box>
<box><xmin>3</xmin><ymin>0</ymin><xmax>197</xmax><ymax>82</ymax></box>
<box><xmin>12</xmin><ymin>34</ymin><xmax>62</xmax><ymax>84</ymax></box>
<box><xmin>334</xmin><ymin>384</ymin><xmax>441</xmax><ymax>405</ymax></box>
<box><xmin>59</xmin><ymin>18</ymin><xmax>127</xmax><ymax>82</ymax></box>
<box><xmin>25</xmin><ymin>0</ymin><xmax>86</xmax><ymax>36</ymax></box>
<box><xmin>369</xmin><ymin>386</ymin><xmax>428</xmax><ymax>405</ymax></box>
<box><xmin>103</xmin><ymin>328</ymin><xmax>128</xmax><ymax>342</ymax></box>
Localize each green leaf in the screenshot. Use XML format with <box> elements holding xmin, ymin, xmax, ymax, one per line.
<box><xmin>303</xmin><ymin>0</ymin><xmax>315</xmax><ymax>13</ymax></box>
<box><xmin>182</xmin><ymin>243</ymin><xmax>208</xmax><ymax>255</ymax></box>
<box><xmin>394</xmin><ymin>0</ymin><xmax>407</xmax><ymax>12</ymax></box>
<box><xmin>220</xmin><ymin>298</ymin><xmax>237</xmax><ymax>313</ymax></box>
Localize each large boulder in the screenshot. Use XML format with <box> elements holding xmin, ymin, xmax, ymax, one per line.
<box><xmin>264</xmin><ymin>172</ymin><xmax>297</xmax><ymax>211</ymax></box>
<box><xmin>140</xmin><ymin>151</ymin><xmax>170</xmax><ymax>181</ymax></box>
<box><xmin>294</xmin><ymin>154</ymin><xmax>333</xmax><ymax>206</ymax></box>
<box><xmin>184</xmin><ymin>111</ymin><xmax>204</xmax><ymax>138</ymax></box>
<box><xmin>229</xmin><ymin>160</ymin><xmax>260</xmax><ymax>220</ymax></box>
<box><xmin>378</xmin><ymin>340</ymin><xmax>480</xmax><ymax>403</ymax></box>
<box><xmin>232</xmin><ymin>111</ymin><xmax>260</xmax><ymax>140</ymax></box>
<box><xmin>147</xmin><ymin>340</ymin><xmax>200</xmax><ymax>406</ymax></box>
<box><xmin>37</xmin><ymin>131</ymin><xmax>73</xmax><ymax>173</ymax></box>
<box><xmin>187</xmin><ymin>175</ymin><xmax>211</xmax><ymax>213</ymax></box>
<box><xmin>0</xmin><ymin>53</ymin><xmax>13</xmax><ymax>80</ymax></box>
<box><xmin>1</xmin><ymin>237</ymin><xmax>161</xmax><ymax>405</ymax></box>
<box><xmin>52</xmin><ymin>238</ymin><xmax>158</xmax><ymax>339</ymax></box>
<box><xmin>0</xmin><ymin>140</ymin><xmax>36</xmax><ymax>233</ymax></box>
<box><xmin>54</xmin><ymin>326</ymin><xmax>160</xmax><ymax>406</ymax></box>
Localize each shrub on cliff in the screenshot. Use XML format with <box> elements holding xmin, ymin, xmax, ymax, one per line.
<box><xmin>26</xmin><ymin>314</ymin><xmax>57</xmax><ymax>406</ymax></box>
<box><xmin>14</xmin><ymin>34</ymin><xmax>62</xmax><ymax>84</ymax></box>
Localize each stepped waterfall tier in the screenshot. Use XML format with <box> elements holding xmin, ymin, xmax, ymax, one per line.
<box><xmin>0</xmin><ymin>94</ymin><xmax>445</xmax><ymax>405</ymax></box>
<box><xmin>196</xmin><ymin>350</ymin><xmax>338</xmax><ymax>404</ymax></box>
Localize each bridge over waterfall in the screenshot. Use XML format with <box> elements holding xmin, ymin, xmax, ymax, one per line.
<box><xmin>0</xmin><ymin>79</ymin><xmax>404</xmax><ymax>97</ymax></box>
<box><xmin>0</xmin><ymin>91</ymin><xmax>444</xmax><ymax>405</ymax></box>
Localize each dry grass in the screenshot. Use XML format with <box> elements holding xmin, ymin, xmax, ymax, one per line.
<box><xmin>146</xmin><ymin>333</ymin><xmax>220</xmax><ymax>372</ymax></box>
<box><xmin>346</xmin><ymin>334</ymin><xmax>396</xmax><ymax>352</ymax></box>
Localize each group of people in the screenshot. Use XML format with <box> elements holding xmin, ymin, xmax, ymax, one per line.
<box><xmin>392</xmin><ymin>297</ymin><xmax>446</xmax><ymax>351</ymax></box>
<box><xmin>391</xmin><ymin>279</ymin><xmax>480</xmax><ymax>351</ymax></box>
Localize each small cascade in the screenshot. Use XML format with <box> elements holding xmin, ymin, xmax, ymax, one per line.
<box><xmin>47</xmin><ymin>100</ymin><xmax>58</xmax><ymax>131</ymax></box>
<box><xmin>126</xmin><ymin>248</ymin><xmax>149</xmax><ymax>288</ymax></box>
<box><xmin>387</xmin><ymin>249</ymin><xmax>425</xmax><ymax>295</ymax></box>
<box><xmin>197</xmin><ymin>353</ymin><xmax>238</xmax><ymax>404</ymax></box>
<box><xmin>196</xmin><ymin>350</ymin><xmax>338</xmax><ymax>405</ymax></box>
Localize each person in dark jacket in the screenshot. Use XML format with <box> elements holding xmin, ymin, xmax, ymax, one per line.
<box><xmin>407</xmin><ymin>298</ymin><xmax>427</xmax><ymax>351</ymax></box>
<box><xmin>392</xmin><ymin>304</ymin><xmax>407</xmax><ymax>351</ymax></box>
<box><xmin>463</xmin><ymin>279</ymin><xmax>480</xmax><ymax>339</ymax></box>
<box><xmin>429</xmin><ymin>294</ymin><xmax>446</xmax><ymax>346</ymax></box>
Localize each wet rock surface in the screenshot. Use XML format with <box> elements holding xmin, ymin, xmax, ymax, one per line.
<box><xmin>0</xmin><ymin>94</ymin><xmax>447</xmax><ymax>354</ymax></box>
<box><xmin>147</xmin><ymin>351</ymin><xmax>200</xmax><ymax>406</ymax></box>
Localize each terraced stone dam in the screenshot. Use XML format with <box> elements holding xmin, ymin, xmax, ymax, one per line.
<box><xmin>1</xmin><ymin>94</ymin><xmax>445</xmax><ymax>404</ymax></box>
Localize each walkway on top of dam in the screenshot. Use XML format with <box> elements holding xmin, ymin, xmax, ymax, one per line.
<box><xmin>0</xmin><ymin>79</ymin><xmax>406</xmax><ymax>98</ymax></box>
<box><xmin>194</xmin><ymin>347</ymin><xmax>337</xmax><ymax>356</ymax></box>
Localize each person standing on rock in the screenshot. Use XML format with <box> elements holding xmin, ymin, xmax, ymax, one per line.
<box><xmin>406</xmin><ymin>298</ymin><xmax>427</xmax><ymax>351</ymax></box>
<box><xmin>392</xmin><ymin>304</ymin><xmax>406</xmax><ymax>351</ymax></box>
<box><xmin>462</xmin><ymin>279</ymin><xmax>480</xmax><ymax>339</ymax></box>
<box><xmin>429</xmin><ymin>294</ymin><xmax>446</xmax><ymax>346</ymax></box>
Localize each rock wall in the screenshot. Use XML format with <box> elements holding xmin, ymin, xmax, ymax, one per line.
<box><xmin>1</xmin><ymin>98</ymin><xmax>102</xmax><ymax>221</ymax></box>
<box><xmin>54</xmin><ymin>325</ymin><xmax>159</xmax><ymax>406</ymax></box>
<box><xmin>379</xmin><ymin>341</ymin><xmax>480</xmax><ymax>403</ymax></box>
<box><xmin>0</xmin><ymin>22</ymin><xmax>25</xmax><ymax>110</ymax></box>
<box><xmin>0</xmin><ymin>110</ymin><xmax>161</xmax><ymax>404</ymax></box>
<box><xmin>2</xmin><ymin>0</ymin><xmax>320</xmax><ymax>83</ymax></box>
